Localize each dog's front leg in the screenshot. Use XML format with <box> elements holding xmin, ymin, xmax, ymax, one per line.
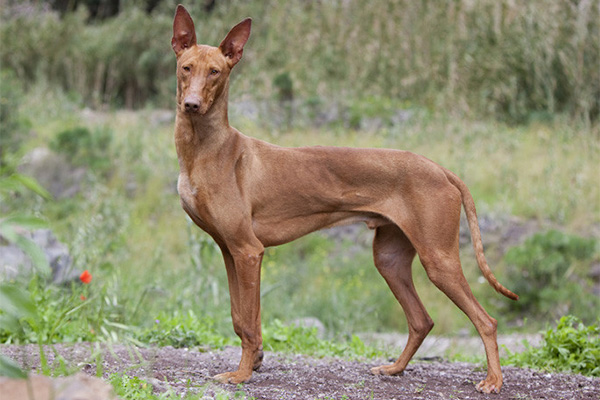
<box><xmin>214</xmin><ymin>243</ymin><xmax>264</xmax><ymax>384</ymax></box>
<box><xmin>220</xmin><ymin>248</ymin><xmax>264</xmax><ymax>369</ymax></box>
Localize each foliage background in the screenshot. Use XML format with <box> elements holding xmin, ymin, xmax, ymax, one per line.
<box><xmin>1</xmin><ymin>0</ymin><xmax>598</xmax><ymax>122</ymax></box>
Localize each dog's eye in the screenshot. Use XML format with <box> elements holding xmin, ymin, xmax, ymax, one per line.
<box><xmin>182</xmin><ymin>66</ymin><xmax>191</xmax><ymax>72</ymax></box>
<box><xmin>210</xmin><ymin>69</ymin><xmax>220</xmax><ymax>75</ymax></box>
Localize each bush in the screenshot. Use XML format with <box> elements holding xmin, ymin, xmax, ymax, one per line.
<box><xmin>505</xmin><ymin>315</ymin><xmax>600</xmax><ymax>376</ymax></box>
<box><xmin>502</xmin><ymin>230</ymin><xmax>599</xmax><ymax>323</ymax></box>
<box><xmin>50</xmin><ymin>125</ymin><xmax>112</xmax><ymax>173</ymax></box>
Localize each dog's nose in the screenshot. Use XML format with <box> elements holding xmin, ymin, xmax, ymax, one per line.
<box><xmin>184</xmin><ymin>96</ymin><xmax>201</xmax><ymax>113</ymax></box>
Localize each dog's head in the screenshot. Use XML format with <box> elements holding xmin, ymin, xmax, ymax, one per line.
<box><xmin>172</xmin><ymin>5</ymin><xmax>251</xmax><ymax>115</ymax></box>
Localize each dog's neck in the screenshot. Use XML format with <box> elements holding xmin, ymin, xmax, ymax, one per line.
<box><xmin>174</xmin><ymin>81</ymin><xmax>236</xmax><ymax>171</ymax></box>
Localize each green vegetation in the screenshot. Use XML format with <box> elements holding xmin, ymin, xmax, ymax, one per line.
<box><xmin>263</xmin><ymin>319</ymin><xmax>383</xmax><ymax>359</ymax></box>
<box><xmin>501</xmin><ymin>230</ymin><xmax>599</xmax><ymax>323</ymax></box>
<box><xmin>1</xmin><ymin>0</ymin><xmax>598</xmax><ymax>122</ymax></box>
<box><xmin>110</xmin><ymin>373</ymin><xmax>251</xmax><ymax>399</ymax></box>
<box><xmin>505</xmin><ymin>316</ymin><xmax>600</xmax><ymax>377</ymax></box>
<box><xmin>50</xmin><ymin>126</ymin><xmax>113</xmax><ymax>173</ymax></box>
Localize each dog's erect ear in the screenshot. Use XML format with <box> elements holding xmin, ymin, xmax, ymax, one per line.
<box><xmin>172</xmin><ymin>5</ymin><xmax>197</xmax><ymax>56</ymax></box>
<box><xmin>219</xmin><ymin>18</ymin><xmax>252</xmax><ymax>67</ymax></box>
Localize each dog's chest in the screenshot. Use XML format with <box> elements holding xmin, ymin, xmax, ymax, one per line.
<box><xmin>177</xmin><ymin>173</ymin><xmax>207</xmax><ymax>224</ymax></box>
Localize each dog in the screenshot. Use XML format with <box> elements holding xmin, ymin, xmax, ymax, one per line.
<box><xmin>171</xmin><ymin>5</ymin><xmax>517</xmax><ymax>394</ymax></box>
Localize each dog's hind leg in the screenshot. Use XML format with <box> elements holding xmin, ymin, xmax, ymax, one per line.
<box><xmin>419</xmin><ymin>247</ymin><xmax>503</xmax><ymax>393</ymax></box>
<box><xmin>370</xmin><ymin>224</ymin><xmax>434</xmax><ymax>376</ymax></box>
<box><xmin>400</xmin><ymin>186</ymin><xmax>503</xmax><ymax>393</ymax></box>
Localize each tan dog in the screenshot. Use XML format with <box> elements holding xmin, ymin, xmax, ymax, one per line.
<box><xmin>171</xmin><ymin>5</ymin><xmax>517</xmax><ymax>394</ymax></box>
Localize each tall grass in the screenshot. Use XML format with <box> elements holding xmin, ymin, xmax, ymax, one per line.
<box><xmin>1</xmin><ymin>0</ymin><xmax>598</xmax><ymax>122</ymax></box>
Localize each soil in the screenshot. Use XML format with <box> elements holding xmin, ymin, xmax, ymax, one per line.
<box><xmin>2</xmin><ymin>343</ymin><xmax>598</xmax><ymax>400</ymax></box>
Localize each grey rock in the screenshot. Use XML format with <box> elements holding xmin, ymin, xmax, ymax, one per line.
<box><xmin>18</xmin><ymin>147</ymin><xmax>86</xmax><ymax>199</ymax></box>
<box><xmin>0</xmin><ymin>229</ymin><xmax>76</xmax><ymax>284</ymax></box>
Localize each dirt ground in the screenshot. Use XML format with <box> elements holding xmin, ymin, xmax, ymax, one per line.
<box><xmin>1</xmin><ymin>343</ymin><xmax>598</xmax><ymax>400</ymax></box>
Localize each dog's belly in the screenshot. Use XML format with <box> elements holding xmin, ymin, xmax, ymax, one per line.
<box><xmin>252</xmin><ymin>210</ymin><xmax>389</xmax><ymax>247</ymax></box>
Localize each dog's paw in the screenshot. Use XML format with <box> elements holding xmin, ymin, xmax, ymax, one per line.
<box><xmin>475</xmin><ymin>377</ymin><xmax>502</xmax><ymax>394</ymax></box>
<box><xmin>253</xmin><ymin>348</ymin><xmax>264</xmax><ymax>371</ymax></box>
<box><xmin>213</xmin><ymin>370</ymin><xmax>252</xmax><ymax>384</ymax></box>
<box><xmin>370</xmin><ymin>364</ymin><xmax>404</xmax><ymax>376</ymax></box>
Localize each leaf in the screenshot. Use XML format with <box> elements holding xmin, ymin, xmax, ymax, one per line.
<box><xmin>0</xmin><ymin>355</ymin><xmax>28</xmax><ymax>379</ymax></box>
<box><xmin>0</xmin><ymin>222</ymin><xmax>51</xmax><ymax>277</ymax></box>
<box><xmin>1</xmin><ymin>214</ymin><xmax>48</xmax><ymax>230</ymax></box>
<box><xmin>13</xmin><ymin>234</ymin><xmax>51</xmax><ymax>277</ymax></box>
<box><xmin>103</xmin><ymin>320</ymin><xmax>134</xmax><ymax>331</ymax></box>
<box><xmin>0</xmin><ymin>284</ymin><xmax>37</xmax><ymax>320</ymax></box>
<box><xmin>9</xmin><ymin>174</ymin><xmax>52</xmax><ymax>200</ymax></box>
<box><xmin>0</xmin><ymin>314</ymin><xmax>22</xmax><ymax>334</ymax></box>
<box><xmin>0</xmin><ymin>222</ymin><xmax>19</xmax><ymax>243</ymax></box>
<box><xmin>557</xmin><ymin>346</ymin><xmax>570</xmax><ymax>358</ymax></box>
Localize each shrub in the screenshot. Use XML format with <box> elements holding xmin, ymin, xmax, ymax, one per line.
<box><xmin>502</xmin><ymin>230</ymin><xmax>599</xmax><ymax>323</ymax></box>
<box><xmin>505</xmin><ymin>315</ymin><xmax>600</xmax><ymax>376</ymax></box>
<box><xmin>50</xmin><ymin>125</ymin><xmax>112</xmax><ymax>173</ymax></box>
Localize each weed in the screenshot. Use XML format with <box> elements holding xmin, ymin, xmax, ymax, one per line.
<box><xmin>110</xmin><ymin>373</ymin><xmax>252</xmax><ymax>399</ymax></box>
<box><xmin>505</xmin><ymin>316</ymin><xmax>600</xmax><ymax>376</ymax></box>
<box><xmin>136</xmin><ymin>310</ymin><xmax>236</xmax><ymax>349</ymax></box>
<box><xmin>0</xmin><ymin>354</ymin><xmax>27</xmax><ymax>378</ymax></box>
<box><xmin>110</xmin><ymin>374</ymin><xmax>156</xmax><ymax>398</ymax></box>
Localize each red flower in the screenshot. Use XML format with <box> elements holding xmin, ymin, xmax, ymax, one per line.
<box><xmin>80</xmin><ymin>295</ymin><xmax>87</xmax><ymax>301</ymax></box>
<box><xmin>79</xmin><ymin>270</ymin><xmax>92</xmax><ymax>284</ymax></box>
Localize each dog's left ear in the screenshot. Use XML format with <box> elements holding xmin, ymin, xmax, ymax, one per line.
<box><xmin>219</xmin><ymin>18</ymin><xmax>252</xmax><ymax>67</ymax></box>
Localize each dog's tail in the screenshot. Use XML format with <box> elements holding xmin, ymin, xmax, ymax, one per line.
<box><xmin>444</xmin><ymin>169</ymin><xmax>519</xmax><ymax>301</ymax></box>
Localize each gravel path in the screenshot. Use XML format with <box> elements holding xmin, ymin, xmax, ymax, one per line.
<box><xmin>2</xmin><ymin>343</ymin><xmax>598</xmax><ymax>399</ymax></box>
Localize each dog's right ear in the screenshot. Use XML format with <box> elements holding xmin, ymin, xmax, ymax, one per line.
<box><xmin>172</xmin><ymin>5</ymin><xmax>197</xmax><ymax>56</ymax></box>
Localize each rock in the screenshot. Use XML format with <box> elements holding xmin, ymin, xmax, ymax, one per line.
<box><xmin>0</xmin><ymin>373</ymin><xmax>120</xmax><ymax>400</ymax></box>
<box><xmin>18</xmin><ymin>147</ymin><xmax>86</xmax><ymax>199</ymax></box>
<box><xmin>0</xmin><ymin>229</ymin><xmax>76</xmax><ymax>284</ymax></box>
<box><xmin>589</xmin><ymin>262</ymin><xmax>600</xmax><ymax>280</ymax></box>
